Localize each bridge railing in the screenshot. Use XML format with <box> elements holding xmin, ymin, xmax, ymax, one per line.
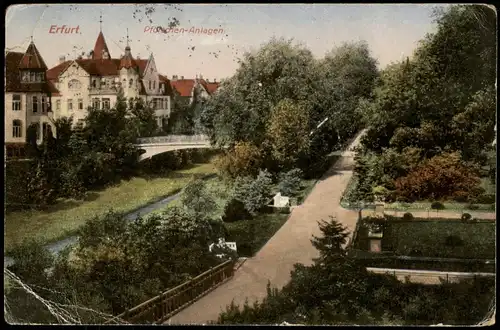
<box><xmin>106</xmin><ymin>259</ymin><xmax>235</xmax><ymax>324</ymax></box>
<box><xmin>136</xmin><ymin>135</ymin><xmax>209</xmax><ymax>145</ymax></box>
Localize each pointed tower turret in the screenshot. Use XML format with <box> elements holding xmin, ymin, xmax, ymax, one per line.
<box><xmin>18</xmin><ymin>39</ymin><xmax>48</xmax><ymax>70</ymax></box>
<box><xmin>92</xmin><ymin>14</ymin><xmax>110</xmax><ymax>60</ymax></box>
<box><xmin>119</xmin><ymin>29</ymin><xmax>138</xmax><ymax>69</ymax></box>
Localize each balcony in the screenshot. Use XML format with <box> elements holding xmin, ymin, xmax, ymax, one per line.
<box><xmin>88</xmin><ymin>86</ymin><xmax>119</xmax><ymax>95</ymax></box>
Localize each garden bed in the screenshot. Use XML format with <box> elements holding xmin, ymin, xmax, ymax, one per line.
<box><xmin>340</xmin><ymin>175</ymin><xmax>495</xmax><ymax>212</ymax></box>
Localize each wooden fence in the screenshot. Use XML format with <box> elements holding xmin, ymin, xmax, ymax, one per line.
<box><xmin>107</xmin><ymin>259</ymin><xmax>235</xmax><ymax>324</ymax></box>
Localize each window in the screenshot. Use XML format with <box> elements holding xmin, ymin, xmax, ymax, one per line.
<box><xmin>101</xmin><ymin>79</ymin><xmax>106</xmax><ymax>87</ymax></box>
<box><xmin>152</xmin><ymin>99</ymin><xmax>157</xmax><ymax>110</ymax></box>
<box><xmin>38</xmin><ymin>72</ymin><xmax>45</xmax><ymax>82</ymax></box>
<box><xmin>92</xmin><ymin>98</ymin><xmax>100</xmax><ymax>110</ymax></box>
<box><xmin>68</xmin><ymin>79</ymin><xmax>81</xmax><ymax>90</ymax></box>
<box><xmin>56</xmin><ymin>100</ymin><xmax>61</xmax><ymax>111</ymax></box>
<box><xmin>149</xmin><ymin>81</ymin><xmax>151</xmax><ymax>90</ymax></box>
<box><xmin>129</xmin><ymin>79</ymin><xmax>133</xmax><ymax>88</ymax></box>
<box><xmin>102</xmin><ymin>98</ymin><xmax>110</xmax><ymax>110</ymax></box>
<box><xmin>41</xmin><ymin>96</ymin><xmax>46</xmax><ymax>113</ymax></box>
<box><xmin>12</xmin><ymin>120</ymin><xmax>22</xmax><ymax>138</ymax></box>
<box><xmin>30</xmin><ymin>72</ymin><xmax>36</xmax><ymax>82</ymax></box>
<box><xmin>32</xmin><ymin>96</ymin><xmax>38</xmax><ymax>113</ymax></box>
<box><xmin>67</xmin><ymin>99</ymin><xmax>73</xmax><ymax>111</ymax></box>
<box><xmin>153</xmin><ymin>81</ymin><xmax>156</xmax><ymax>89</ymax></box>
<box><xmin>92</xmin><ymin>79</ymin><xmax>97</xmax><ymax>88</ymax></box>
<box><xmin>21</xmin><ymin>71</ymin><xmax>29</xmax><ymax>82</ymax></box>
<box><xmin>12</xmin><ymin>95</ymin><xmax>21</xmax><ymax>111</ymax></box>
<box><xmin>78</xmin><ymin>99</ymin><xmax>84</xmax><ymax>110</ymax></box>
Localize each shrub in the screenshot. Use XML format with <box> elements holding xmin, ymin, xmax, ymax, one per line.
<box><xmin>214</xmin><ymin>142</ymin><xmax>263</xmax><ymax>179</ymax></box>
<box><xmin>277</xmin><ymin>168</ymin><xmax>303</xmax><ymax>197</ymax></box>
<box><xmin>233</xmin><ymin>170</ymin><xmax>274</xmax><ymax>215</ymax></box>
<box><xmin>402</xmin><ymin>212</ymin><xmax>414</xmax><ymax>221</ymax></box>
<box><xmin>222</xmin><ymin>198</ymin><xmax>251</xmax><ymax>222</ymax></box>
<box><xmin>431</xmin><ymin>201</ymin><xmax>445</xmax><ymax>211</ymax></box>
<box><xmin>444</xmin><ymin>235</ymin><xmax>464</xmax><ymax>247</ymax></box>
<box><xmin>475</xmin><ymin>194</ymin><xmax>496</xmax><ymax>205</ymax></box>
<box><xmin>467</xmin><ymin>204</ymin><xmax>479</xmax><ymax>210</ymax></box>
<box><xmin>461</xmin><ymin>213</ymin><xmax>472</xmax><ymax>223</ymax></box>
<box><xmin>394</xmin><ymin>152</ymin><xmax>483</xmax><ymax>202</ymax></box>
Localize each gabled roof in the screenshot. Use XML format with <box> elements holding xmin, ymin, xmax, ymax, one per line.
<box><xmin>201</xmin><ymin>80</ymin><xmax>220</xmax><ymax>94</ymax></box>
<box><xmin>92</xmin><ymin>32</ymin><xmax>111</xmax><ymax>60</ymax></box>
<box><xmin>170</xmin><ymin>78</ymin><xmax>220</xmax><ymax>97</ymax></box>
<box><xmin>170</xmin><ymin>79</ymin><xmax>196</xmax><ymax>97</ymax></box>
<box><xmin>5</xmin><ymin>51</ymin><xmax>55</xmax><ymax>93</ymax></box>
<box><xmin>18</xmin><ymin>42</ymin><xmax>48</xmax><ymax>70</ymax></box>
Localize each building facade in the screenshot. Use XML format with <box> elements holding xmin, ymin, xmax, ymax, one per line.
<box><xmin>47</xmin><ymin>31</ymin><xmax>171</xmax><ymax>128</ymax></box>
<box><xmin>5</xmin><ymin>42</ymin><xmax>57</xmax><ymax>158</ymax></box>
<box><xmin>5</xmin><ymin>29</ymin><xmax>221</xmax><ymax>159</ymax></box>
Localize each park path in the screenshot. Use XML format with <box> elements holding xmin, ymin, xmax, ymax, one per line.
<box><xmin>166</xmin><ymin>131</ymin><xmax>366</xmax><ymax>325</ymax></box>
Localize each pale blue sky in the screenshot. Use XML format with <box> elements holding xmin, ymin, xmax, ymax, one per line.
<box><xmin>5</xmin><ymin>4</ymin><xmax>448</xmax><ymax>80</ymax></box>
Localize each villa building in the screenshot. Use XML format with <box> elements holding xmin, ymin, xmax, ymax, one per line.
<box><xmin>5</xmin><ymin>41</ymin><xmax>57</xmax><ymax>158</ymax></box>
<box><xmin>46</xmin><ymin>30</ymin><xmax>171</xmax><ymax>128</ymax></box>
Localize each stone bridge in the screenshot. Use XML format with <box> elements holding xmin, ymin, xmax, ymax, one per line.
<box><xmin>136</xmin><ymin>135</ymin><xmax>215</xmax><ymax>161</ymax></box>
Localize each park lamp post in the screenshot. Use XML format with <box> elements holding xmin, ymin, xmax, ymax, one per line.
<box><xmin>310</xmin><ymin>117</ymin><xmax>329</xmax><ymax>137</ymax></box>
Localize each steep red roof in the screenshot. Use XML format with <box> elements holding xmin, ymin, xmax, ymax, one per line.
<box><xmin>5</xmin><ymin>51</ymin><xmax>54</xmax><ymax>93</ymax></box>
<box><xmin>18</xmin><ymin>42</ymin><xmax>48</xmax><ymax>70</ymax></box>
<box><xmin>92</xmin><ymin>32</ymin><xmax>111</xmax><ymax>60</ymax></box>
<box><xmin>170</xmin><ymin>79</ymin><xmax>196</xmax><ymax>97</ymax></box>
<box><xmin>47</xmin><ymin>58</ymin><xmax>150</xmax><ymax>80</ymax></box>
<box><xmin>200</xmin><ymin>79</ymin><xmax>220</xmax><ymax>94</ymax></box>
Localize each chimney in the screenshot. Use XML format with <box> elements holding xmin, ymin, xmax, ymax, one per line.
<box><xmin>199</xmin><ymin>73</ymin><xmax>203</xmax><ymax>80</ymax></box>
<box><xmin>172</xmin><ymin>75</ymin><xmax>178</xmax><ymax>81</ymax></box>
<box><xmin>59</xmin><ymin>55</ymin><xmax>66</xmax><ymax>64</ymax></box>
<box><xmin>213</xmin><ymin>78</ymin><xmax>216</xmax><ymax>83</ymax></box>
<box><xmin>181</xmin><ymin>75</ymin><xmax>184</xmax><ymax>80</ymax></box>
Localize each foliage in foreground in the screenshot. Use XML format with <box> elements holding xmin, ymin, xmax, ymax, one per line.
<box><xmin>215</xmin><ymin>217</ymin><xmax>495</xmax><ymax>325</ymax></box>
<box><xmin>5</xmin><ymin>209</ymin><xmax>226</xmax><ymax>323</ymax></box>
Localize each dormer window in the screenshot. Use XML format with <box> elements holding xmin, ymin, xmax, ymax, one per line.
<box><xmin>21</xmin><ymin>71</ymin><xmax>44</xmax><ymax>83</ymax></box>
<box><xmin>92</xmin><ymin>79</ymin><xmax>97</xmax><ymax>88</ymax></box>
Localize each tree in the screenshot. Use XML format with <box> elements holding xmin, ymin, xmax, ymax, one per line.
<box><xmin>201</xmin><ymin>38</ymin><xmax>316</xmax><ymax>148</ymax></box>
<box><xmin>127</xmin><ymin>97</ymin><xmax>158</xmax><ymax>137</ymax></box>
<box><xmin>310</xmin><ymin>41</ymin><xmax>379</xmax><ymax>146</ymax></box>
<box><xmin>277</xmin><ymin>168</ymin><xmax>303</xmax><ymax>197</ymax></box>
<box><xmin>311</xmin><ymin>216</ymin><xmax>350</xmax><ymax>264</ymax></box>
<box><xmin>180</xmin><ymin>178</ymin><xmax>217</xmax><ymax>219</ymax></box>
<box><xmin>214</xmin><ymin>141</ymin><xmax>263</xmax><ymax>178</ymax></box>
<box><xmin>233</xmin><ymin>170</ymin><xmax>274</xmax><ymax>215</ymax></box>
<box><xmin>266</xmin><ymin>99</ymin><xmax>310</xmax><ymax>168</ymax></box>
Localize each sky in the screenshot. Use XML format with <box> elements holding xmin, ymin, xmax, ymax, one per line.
<box><xmin>5</xmin><ymin>4</ymin><xmax>449</xmax><ymax>80</ymax></box>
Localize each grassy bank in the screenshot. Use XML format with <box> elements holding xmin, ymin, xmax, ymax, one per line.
<box><xmin>4</xmin><ymin>162</ymin><xmax>217</xmax><ymax>251</ymax></box>
<box><xmin>225</xmin><ymin>213</ymin><xmax>289</xmax><ymax>257</ymax></box>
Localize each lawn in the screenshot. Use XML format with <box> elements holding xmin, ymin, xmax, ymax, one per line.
<box><xmin>225</xmin><ymin>213</ymin><xmax>289</xmax><ymax>257</ymax></box>
<box><xmin>382</xmin><ymin>221</ymin><xmax>496</xmax><ymax>259</ymax></box>
<box><xmin>4</xmin><ymin>162</ymin><xmax>217</xmax><ymax>251</ymax></box>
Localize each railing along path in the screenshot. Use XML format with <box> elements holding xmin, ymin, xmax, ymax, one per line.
<box><xmin>107</xmin><ymin>259</ymin><xmax>235</xmax><ymax>324</ymax></box>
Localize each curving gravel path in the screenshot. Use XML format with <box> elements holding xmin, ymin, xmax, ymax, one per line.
<box><xmin>166</xmin><ymin>130</ymin><xmax>367</xmax><ymax>325</ymax></box>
